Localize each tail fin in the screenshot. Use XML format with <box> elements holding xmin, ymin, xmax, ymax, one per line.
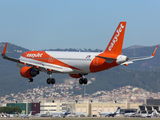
<box><xmin>28</xmin><ymin>111</ymin><xmax>32</xmax><ymax>116</ymax></box>
<box><xmin>64</xmin><ymin>107</ymin><xmax>71</xmax><ymax>116</ymax></box>
<box><xmin>115</xmin><ymin>107</ymin><xmax>120</xmax><ymax>113</ymax></box>
<box><xmin>97</xmin><ymin>22</ymin><xmax>126</xmax><ymax>59</ymax></box>
<box><xmin>46</xmin><ymin>110</ymin><xmax>50</xmax><ymax>115</ymax></box>
<box><xmin>105</xmin><ymin>22</ymin><xmax>126</xmax><ymax>55</ymax></box>
<box><xmin>66</xmin><ymin>107</ymin><xmax>71</xmax><ymax>114</ymax></box>
<box><xmin>136</xmin><ymin>109</ymin><xmax>140</xmax><ymax>114</ymax></box>
<box><xmin>154</xmin><ymin>109</ymin><xmax>158</xmax><ymax>114</ymax></box>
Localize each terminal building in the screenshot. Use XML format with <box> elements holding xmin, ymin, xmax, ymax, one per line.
<box><xmin>40</xmin><ymin>100</ymin><xmax>67</xmax><ymax>114</ymax></box>
<box><xmin>139</xmin><ymin>99</ymin><xmax>160</xmax><ymax>114</ymax></box>
<box><xmin>6</xmin><ymin>99</ymin><xmax>142</xmax><ymax>116</ymax></box>
<box><xmin>6</xmin><ymin>99</ymin><xmax>160</xmax><ymax>116</ymax></box>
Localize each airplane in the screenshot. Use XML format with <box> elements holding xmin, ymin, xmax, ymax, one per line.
<box><xmin>152</xmin><ymin>109</ymin><xmax>160</xmax><ymax>117</ymax></box>
<box><xmin>40</xmin><ymin>110</ymin><xmax>52</xmax><ymax>117</ymax></box>
<box><xmin>34</xmin><ymin>113</ymin><xmax>43</xmax><ymax>117</ymax></box>
<box><xmin>51</xmin><ymin>107</ymin><xmax>71</xmax><ymax>118</ymax></box>
<box><xmin>99</xmin><ymin>107</ymin><xmax>120</xmax><ymax>117</ymax></box>
<box><xmin>20</xmin><ymin>111</ymin><xmax>32</xmax><ymax>119</ymax></box>
<box><xmin>1</xmin><ymin>22</ymin><xmax>158</xmax><ymax>85</ymax></box>
<box><xmin>123</xmin><ymin>109</ymin><xmax>140</xmax><ymax>117</ymax></box>
<box><xmin>72</xmin><ymin>108</ymin><xmax>86</xmax><ymax>117</ymax></box>
<box><xmin>138</xmin><ymin>112</ymin><xmax>154</xmax><ymax>118</ymax></box>
<box><xmin>132</xmin><ymin>110</ymin><xmax>155</xmax><ymax>118</ymax></box>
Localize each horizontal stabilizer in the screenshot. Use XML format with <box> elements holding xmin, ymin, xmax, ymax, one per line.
<box><xmin>121</xmin><ymin>45</ymin><xmax>158</xmax><ymax>65</ymax></box>
<box><xmin>96</xmin><ymin>55</ymin><xmax>116</xmax><ymax>63</ymax></box>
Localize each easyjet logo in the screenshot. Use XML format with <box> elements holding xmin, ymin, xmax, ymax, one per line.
<box><xmin>108</xmin><ymin>23</ymin><xmax>124</xmax><ymax>51</ymax></box>
<box><xmin>27</xmin><ymin>53</ymin><xmax>43</xmax><ymax>58</ymax></box>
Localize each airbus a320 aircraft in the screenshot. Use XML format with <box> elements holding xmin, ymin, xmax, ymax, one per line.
<box><xmin>1</xmin><ymin>22</ymin><xmax>158</xmax><ymax>85</ymax></box>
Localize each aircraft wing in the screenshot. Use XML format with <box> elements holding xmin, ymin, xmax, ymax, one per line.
<box><xmin>2</xmin><ymin>43</ymin><xmax>63</xmax><ymax>73</ymax></box>
<box><xmin>1</xmin><ymin>43</ymin><xmax>20</xmax><ymax>62</ymax></box>
<box><xmin>121</xmin><ymin>45</ymin><xmax>158</xmax><ymax>65</ymax></box>
<box><xmin>19</xmin><ymin>59</ymin><xmax>63</xmax><ymax>73</ymax></box>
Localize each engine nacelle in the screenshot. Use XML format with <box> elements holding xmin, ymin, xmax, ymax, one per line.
<box><xmin>69</xmin><ymin>74</ymin><xmax>81</xmax><ymax>78</ymax></box>
<box><xmin>116</xmin><ymin>55</ymin><xmax>129</xmax><ymax>64</ymax></box>
<box><xmin>20</xmin><ymin>66</ymin><xmax>39</xmax><ymax>78</ymax></box>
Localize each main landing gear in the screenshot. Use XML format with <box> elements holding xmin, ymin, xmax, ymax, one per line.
<box><xmin>28</xmin><ymin>78</ymin><xmax>33</xmax><ymax>82</ymax></box>
<box><xmin>79</xmin><ymin>75</ymin><xmax>88</xmax><ymax>84</ymax></box>
<box><xmin>47</xmin><ymin>78</ymin><xmax>55</xmax><ymax>84</ymax></box>
<box><xmin>46</xmin><ymin>71</ymin><xmax>55</xmax><ymax>84</ymax></box>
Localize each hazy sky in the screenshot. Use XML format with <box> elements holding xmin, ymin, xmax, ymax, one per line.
<box><xmin>0</xmin><ymin>0</ymin><xmax>160</xmax><ymax>50</ymax></box>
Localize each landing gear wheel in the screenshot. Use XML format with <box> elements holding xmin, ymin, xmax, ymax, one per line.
<box><xmin>83</xmin><ymin>78</ymin><xmax>88</xmax><ymax>84</ymax></box>
<box><xmin>47</xmin><ymin>78</ymin><xmax>51</xmax><ymax>84</ymax></box>
<box><xmin>51</xmin><ymin>78</ymin><xmax>55</xmax><ymax>84</ymax></box>
<box><xmin>79</xmin><ymin>78</ymin><xmax>83</xmax><ymax>84</ymax></box>
<box><xmin>79</xmin><ymin>78</ymin><xmax>88</xmax><ymax>84</ymax></box>
<box><xmin>28</xmin><ymin>78</ymin><xmax>33</xmax><ymax>82</ymax></box>
<box><xmin>47</xmin><ymin>78</ymin><xmax>56</xmax><ymax>84</ymax></box>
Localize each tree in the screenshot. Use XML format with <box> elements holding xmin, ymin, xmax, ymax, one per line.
<box><xmin>0</xmin><ymin>107</ymin><xmax>22</xmax><ymax>114</ymax></box>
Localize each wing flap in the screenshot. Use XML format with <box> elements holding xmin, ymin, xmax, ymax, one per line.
<box><xmin>20</xmin><ymin>60</ymin><xmax>63</xmax><ymax>73</ymax></box>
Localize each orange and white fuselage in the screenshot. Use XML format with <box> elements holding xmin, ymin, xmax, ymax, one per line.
<box><xmin>20</xmin><ymin>51</ymin><xmax>121</xmax><ymax>74</ymax></box>
<box><xmin>1</xmin><ymin>21</ymin><xmax>158</xmax><ymax>84</ymax></box>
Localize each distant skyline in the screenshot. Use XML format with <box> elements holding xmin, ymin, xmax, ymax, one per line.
<box><xmin>0</xmin><ymin>0</ymin><xmax>160</xmax><ymax>50</ymax></box>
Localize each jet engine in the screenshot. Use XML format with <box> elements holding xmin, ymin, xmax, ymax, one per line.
<box><xmin>20</xmin><ymin>66</ymin><xmax>39</xmax><ymax>78</ymax></box>
<box><xmin>69</xmin><ymin>74</ymin><xmax>81</xmax><ymax>78</ymax></box>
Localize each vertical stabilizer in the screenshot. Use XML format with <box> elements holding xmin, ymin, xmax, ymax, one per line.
<box><xmin>66</xmin><ymin>107</ymin><xmax>71</xmax><ymax>114</ymax></box>
<box><xmin>105</xmin><ymin>22</ymin><xmax>126</xmax><ymax>55</ymax></box>
<box><xmin>115</xmin><ymin>107</ymin><xmax>120</xmax><ymax>113</ymax></box>
<box><xmin>98</xmin><ymin>22</ymin><xmax>126</xmax><ymax>59</ymax></box>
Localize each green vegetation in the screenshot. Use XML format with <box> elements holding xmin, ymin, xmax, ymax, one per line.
<box><xmin>0</xmin><ymin>106</ymin><xmax>22</xmax><ymax>114</ymax></box>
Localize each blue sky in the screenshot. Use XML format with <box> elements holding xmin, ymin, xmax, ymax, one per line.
<box><xmin>0</xmin><ymin>0</ymin><xmax>160</xmax><ymax>50</ymax></box>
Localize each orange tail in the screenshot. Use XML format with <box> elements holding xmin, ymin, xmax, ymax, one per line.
<box><xmin>105</xmin><ymin>21</ymin><xmax>126</xmax><ymax>55</ymax></box>
<box><xmin>97</xmin><ymin>22</ymin><xmax>126</xmax><ymax>59</ymax></box>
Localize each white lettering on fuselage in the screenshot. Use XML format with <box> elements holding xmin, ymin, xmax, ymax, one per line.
<box><xmin>108</xmin><ymin>23</ymin><xmax>124</xmax><ymax>51</ymax></box>
<box><xmin>27</xmin><ymin>53</ymin><xmax>43</xmax><ymax>58</ymax></box>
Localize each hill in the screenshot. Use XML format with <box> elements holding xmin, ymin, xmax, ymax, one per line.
<box><xmin>0</xmin><ymin>42</ymin><xmax>160</xmax><ymax>97</ymax></box>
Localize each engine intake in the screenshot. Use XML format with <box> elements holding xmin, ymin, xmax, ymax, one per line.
<box><xmin>20</xmin><ymin>66</ymin><xmax>39</xmax><ymax>78</ymax></box>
